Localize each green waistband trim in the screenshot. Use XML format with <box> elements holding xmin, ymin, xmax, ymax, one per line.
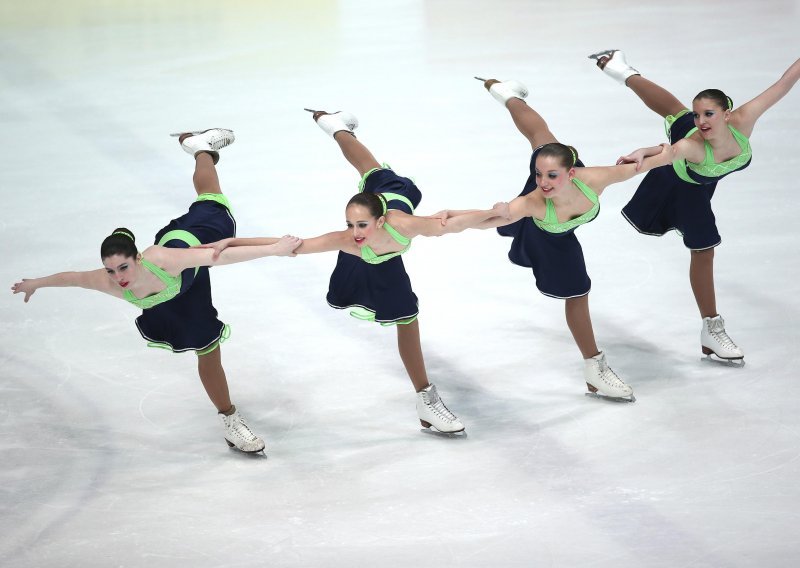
<box><xmin>158</xmin><ymin>230</ymin><xmax>201</xmax><ymax>277</ymax></box>
<box><xmin>196</xmin><ymin>193</ymin><xmax>232</xmax><ymax>212</ymax></box>
<box><xmin>158</xmin><ymin>229</ymin><xmax>201</xmax><ymax>247</ymax></box>
<box><xmin>381</xmin><ymin>191</ymin><xmax>415</xmax><ymax>213</ymax></box>
<box><xmin>358</xmin><ymin>163</ymin><xmax>392</xmax><ymax>192</ymax></box>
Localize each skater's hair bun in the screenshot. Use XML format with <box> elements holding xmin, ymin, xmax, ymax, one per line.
<box><xmin>538</xmin><ymin>143</ymin><xmax>579</xmax><ymax>169</ymax></box>
<box><xmin>694</xmin><ymin>89</ymin><xmax>732</xmax><ymax>110</ymax></box>
<box><xmin>347</xmin><ymin>192</ymin><xmax>386</xmax><ymax>219</ymax></box>
<box><xmin>101</xmin><ymin>227</ymin><xmax>139</xmax><ymax>259</ymax></box>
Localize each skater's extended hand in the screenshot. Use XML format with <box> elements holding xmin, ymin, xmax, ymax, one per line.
<box><xmin>274</xmin><ymin>235</ymin><xmax>303</xmax><ymax>257</ymax></box>
<box><xmin>195</xmin><ymin>238</ymin><xmax>234</xmax><ymax>261</ymax></box>
<box><xmin>423</xmin><ymin>210</ymin><xmax>452</xmax><ymax>226</ymax></box>
<box><xmin>12</xmin><ymin>279</ymin><xmax>37</xmax><ymax>303</ymax></box>
<box><xmin>616</xmin><ymin>148</ymin><xmax>649</xmax><ymax>170</ymax></box>
<box><xmin>492</xmin><ymin>202</ymin><xmax>511</xmax><ymax>219</ymax></box>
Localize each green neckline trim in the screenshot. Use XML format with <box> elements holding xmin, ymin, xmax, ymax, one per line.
<box><xmin>123</xmin><ymin>259</ymin><xmax>182</xmax><ymax>309</ymax></box>
<box><xmin>360</xmin><ymin>221</ymin><xmax>412</xmax><ymax>264</ymax></box>
<box><xmin>533</xmin><ymin>178</ymin><xmax>599</xmax><ymax>233</ymax></box>
<box><xmin>667</xmin><ymin>110</ymin><xmax>752</xmax><ymax>184</ymax></box>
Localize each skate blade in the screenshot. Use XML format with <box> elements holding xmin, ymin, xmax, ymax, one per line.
<box><xmin>587</xmin><ymin>49</ymin><xmax>617</xmax><ymax>60</ymax></box>
<box><xmin>225</xmin><ymin>439</ymin><xmax>268</xmax><ymax>456</ymax></box>
<box><xmin>701</xmin><ymin>354</ymin><xmax>745</xmax><ymax>368</ymax></box>
<box><xmin>584</xmin><ymin>392</ymin><xmax>636</xmax><ymax>403</ymax></box>
<box><xmin>420</xmin><ymin>427</ymin><xmax>468</xmax><ymax>439</ymax></box>
<box><xmin>474</xmin><ymin>76</ymin><xmax>487</xmax><ymax>82</ymax></box>
<box><xmin>169</xmin><ymin>128</ymin><xmax>233</xmax><ymax>138</ymax></box>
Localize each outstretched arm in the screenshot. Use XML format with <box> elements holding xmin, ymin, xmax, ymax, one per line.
<box><xmin>431</xmin><ymin>198</ymin><xmax>532</xmax><ymax>231</ymax></box>
<box><xmin>12</xmin><ymin>269</ymin><xmax>120</xmax><ymax>302</ymax></box>
<box><xmin>734</xmin><ymin>57</ymin><xmax>800</xmax><ymax>137</ymax></box>
<box><xmin>157</xmin><ymin>235</ymin><xmax>303</xmax><ymax>273</ymax></box>
<box><xmin>196</xmin><ymin>231</ymin><xmax>353</xmax><ymax>262</ymax></box>
<box><xmin>580</xmin><ymin>143</ymin><xmax>675</xmax><ymax>194</ymax></box>
<box><xmin>401</xmin><ymin>203</ymin><xmax>512</xmax><ymax>237</ymax></box>
<box><xmin>292</xmin><ymin>231</ymin><xmax>353</xmax><ymax>255</ymax></box>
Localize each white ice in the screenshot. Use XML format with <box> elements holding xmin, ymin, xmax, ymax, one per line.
<box><xmin>2</xmin><ymin>1</ymin><xmax>800</xmax><ymax>566</ymax></box>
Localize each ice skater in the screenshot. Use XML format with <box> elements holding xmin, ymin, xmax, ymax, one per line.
<box><xmin>434</xmin><ymin>77</ymin><xmax>674</xmax><ymax>401</ymax></box>
<box><xmin>200</xmin><ymin>110</ymin><xmax>510</xmax><ymax>433</ymax></box>
<box><xmin>11</xmin><ymin>129</ymin><xmax>302</xmax><ymax>454</ymax></box>
<box><xmin>589</xmin><ymin>50</ymin><xmax>800</xmax><ymax>365</ymax></box>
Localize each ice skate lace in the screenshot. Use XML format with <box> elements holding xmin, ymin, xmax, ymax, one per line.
<box><xmin>423</xmin><ymin>391</ymin><xmax>459</xmax><ymax>423</ymax></box>
<box><xmin>597</xmin><ymin>360</ymin><xmax>626</xmax><ymax>388</ymax></box>
<box><xmin>228</xmin><ymin>415</ymin><xmax>258</xmax><ymax>442</ymax></box>
<box><xmin>430</xmin><ymin>399</ymin><xmax>458</xmax><ymax>422</ymax></box>
<box><xmin>708</xmin><ymin>319</ymin><xmax>738</xmax><ymax>350</ymax></box>
<box><xmin>207</xmin><ymin>131</ymin><xmax>234</xmax><ymax>150</ymax></box>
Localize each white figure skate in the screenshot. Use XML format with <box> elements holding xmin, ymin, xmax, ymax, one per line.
<box><xmin>304</xmin><ymin>108</ymin><xmax>359</xmax><ymax>138</ymax></box>
<box><xmin>220</xmin><ymin>406</ymin><xmax>266</xmax><ymax>453</ymax></box>
<box><xmin>416</xmin><ymin>384</ymin><xmax>465</xmax><ymax>434</ymax></box>
<box><xmin>171</xmin><ymin>128</ymin><xmax>235</xmax><ymax>164</ymax></box>
<box><xmin>588</xmin><ymin>49</ymin><xmax>640</xmax><ymax>85</ymax></box>
<box><xmin>475</xmin><ymin>76</ymin><xmax>529</xmax><ymax>106</ymax></box>
<box><xmin>584</xmin><ymin>351</ymin><xmax>635</xmax><ymax>402</ymax></box>
<box><xmin>701</xmin><ymin>315</ymin><xmax>745</xmax><ymax>367</ymax></box>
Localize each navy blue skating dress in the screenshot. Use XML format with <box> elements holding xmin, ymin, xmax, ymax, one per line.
<box><xmin>124</xmin><ymin>194</ymin><xmax>235</xmax><ymax>353</ymax></box>
<box><xmin>326</xmin><ymin>167</ymin><xmax>421</xmax><ymax>325</ymax></box>
<box><xmin>621</xmin><ymin>110</ymin><xmax>752</xmax><ymax>250</ymax></box>
<box><xmin>498</xmin><ymin>145</ymin><xmax>598</xmax><ymax>299</ymax></box>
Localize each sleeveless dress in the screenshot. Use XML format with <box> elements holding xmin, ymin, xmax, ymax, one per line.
<box><xmin>497</xmin><ymin>145</ymin><xmax>599</xmax><ymax>299</ymax></box>
<box><xmin>621</xmin><ymin>110</ymin><xmax>752</xmax><ymax>250</ymax></box>
<box><xmin>125</xmin><ymin>194</ymin><xmax>235</xmax><ymax>353</ymax></box>
<box><xmin>326</xmin><ymin>166</ymin><xmax>422</xmax><ymax>325</ymax></box>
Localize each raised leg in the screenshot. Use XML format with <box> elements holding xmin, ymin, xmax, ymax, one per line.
<box><xmin>591</xmin><ymin>51</ymin><xmax>685</xmax><ymax>118</ymax></box>
<box><xmin>189</xmin><ymin>151</ymin><xmax>222</xmax><ymax>196</ymax></box>
<box><xmin>309</xmin><ymin>110</ymin><xmax>379</xmax><ymax>176</ymax></box>
<box><xmin>481</xmin><ymin>79</ymin><xmax>558</xmax><ymax>149</ymax></box>
<box><xmin>505</xmin><ymin>98</ymin><xmax>558</xmax><ymax>150</ymax></box>
<box><xmin>625</xmin><ymin>75</ymin><xmax>686</xmax><ymax>118</ymax></box>
<box><xmin>333</xmin><ymin>130</ymin><xmax>381</xmax><ymax>177</ymax></box>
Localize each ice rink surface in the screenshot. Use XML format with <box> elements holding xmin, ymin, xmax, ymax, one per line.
<box><xmin>2</xmin><ymin>1</ymin><xmax>799</xmax><ymax>566</ymax></box>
